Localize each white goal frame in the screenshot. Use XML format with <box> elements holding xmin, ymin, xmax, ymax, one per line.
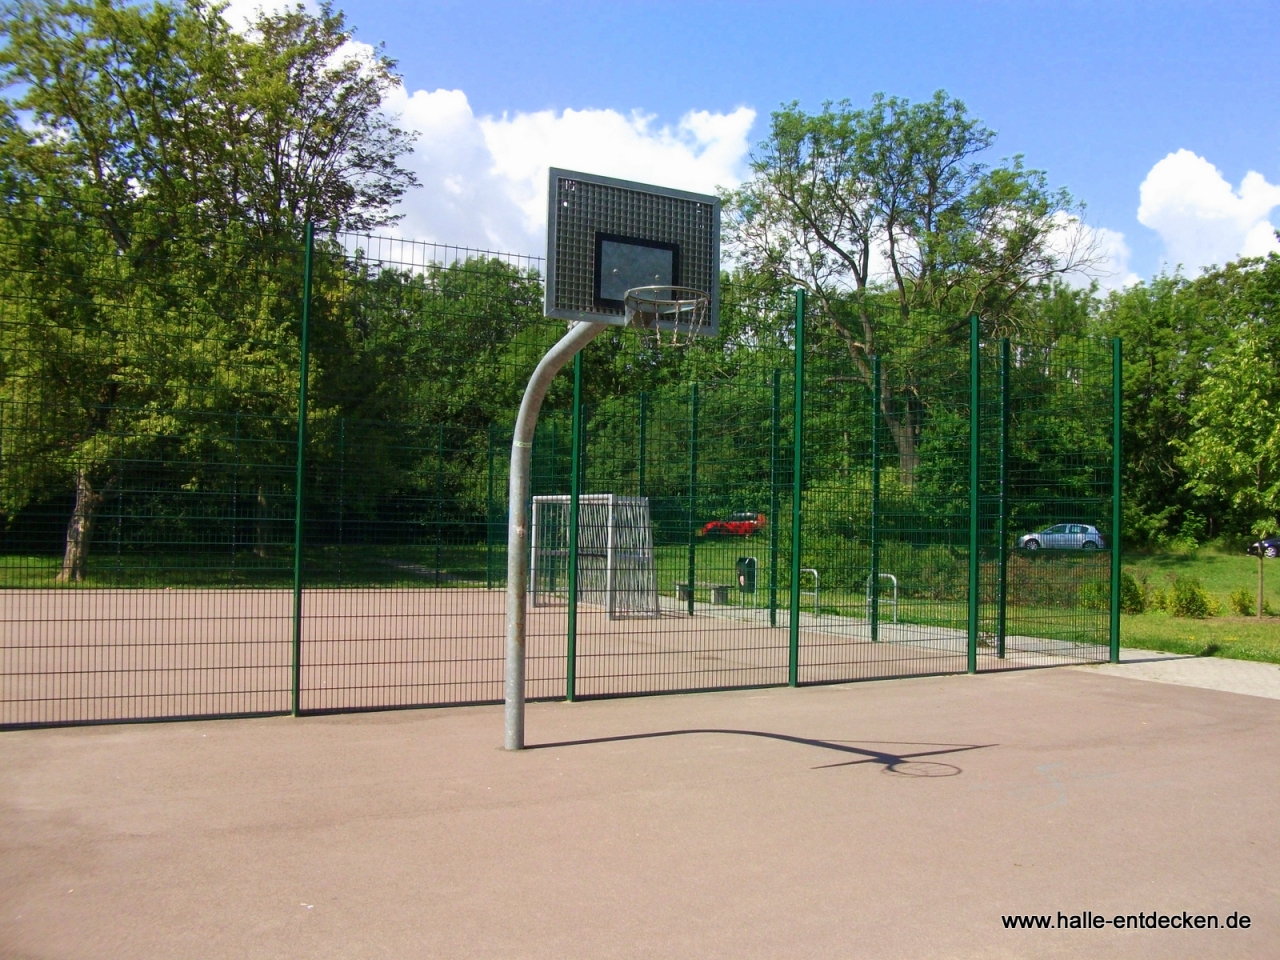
<box><xmin>530</xmin><ymin>494</ymin><xmax>660</xmax><ymax>620</ymax></box>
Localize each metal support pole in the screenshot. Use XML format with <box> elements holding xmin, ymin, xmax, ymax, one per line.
<box><xmin>769</xmin><ymin>370</ymin><xmax>781</xmax><ymax>628</ymax></box>
<box><xmin>291</xmin><ymin>221</ymin><xmax>314</xmax><ymax>717</ymax></box>
<box><xmin>566</xmin><ymin>353</ymin><xmax>584</xmax><ymax>702</ymax></box>
<box><xmin>638</xmin><ymin>391</ymin><xmax>647</xmax><ymax>499</ymax></box>
<box><xmin>997</xmin><ymin>339</ymin><xmax>1010</xmax><ymax>659</ymax></box>
<box><xmin>1110</xmin><ymin>337</ymin><xmax>1123</xmax><ymax>663</ymax></box>
<box><xmin>504</xmin><ymin>321</ymin><xmax>606</xmax><ymax>750</ymax></box>
<box><xmin>870</xmin><ymin>355</ymin><xmax>881</xmax><ymax>644</ymax></box>
<box><xmin>789</xmin><ymin>290</ymin><xmax>805</xmax><ymax>686</ymax></box>
<box><xmin>686</xmin><ymin>384</ymin><xmax>699</xmax><ymax>617</ymax></box>
<box><xmin>967</xmin><ymin>314</ymin><xmax>980</xmax><ymax>675</ymax></box>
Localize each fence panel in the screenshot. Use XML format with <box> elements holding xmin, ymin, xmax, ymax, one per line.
<box><xmin>0</xmin><ymin>210</ymin><xmax>1120</xmax><ymax>728</ymax></box>
<box><xmin>0</xmin><ymin>211</ymin><xmax>303</xmax><ymax>725</ymax></box>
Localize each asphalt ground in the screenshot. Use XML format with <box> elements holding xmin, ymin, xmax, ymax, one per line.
<box><xmin>2</xmin><ymin>588</ymin><xmax>1103</xmax><ymax>725</ymax></box>
<box><xmin>2</xmin><ymin>654</ymin><xmax>1277</xmax><ymax>959</ymax></box>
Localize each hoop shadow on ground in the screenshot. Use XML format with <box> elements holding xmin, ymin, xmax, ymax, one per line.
<box><xmin>530</xmin><ymin>729</ymin><xmax>995</xmax><ymax>777</ymax></box>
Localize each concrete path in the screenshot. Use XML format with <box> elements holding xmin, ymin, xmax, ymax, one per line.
<box><xmin>3</xmin><ymin>666</ymin><xmax>1277</xmax><ymax>959</ymax></box>
<box><xmin>1076</xmin><ymin>648</ymin><xmax>1280</xmax><ymax>701</ymax></box>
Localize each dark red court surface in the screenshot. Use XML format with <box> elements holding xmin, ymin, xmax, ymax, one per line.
<box><xmin>2</xmin><ymin>664</ymin><xmax>1276</xmax><ymax>959</ymax></box>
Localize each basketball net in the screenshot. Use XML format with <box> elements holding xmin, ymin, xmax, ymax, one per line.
<box><xmin>623</xmin><ymin>285</ymin><xmax>710</xmax><ymax>349</ymax></box>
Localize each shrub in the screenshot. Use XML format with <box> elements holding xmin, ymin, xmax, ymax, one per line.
<box><xmin>1230</xmin><ymin>588</ymin><xmax>1253</xmax><ymax>616</ymax></box>
<box><xmin>1147</xmin><ymin>585</ymin><xmax>1166</xmax><ymax>612</ymax></box>
<box><xmin>1079</xmin><ymin>580</ymin><xmax>1108</xmax><ymax>610</ymax></box>
<box><xmin>1119</xmin><ymin>571</ymin><xmax>1146</xmax><ymax>614</ymax></box>
<box><xmin>1169</xmin><ymin>576</ymin><xmax>1212</xmax><ymax>619</ymax></box>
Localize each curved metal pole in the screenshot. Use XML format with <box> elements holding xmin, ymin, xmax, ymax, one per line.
<box><xmin>505</xmin><ymin>320</ymin><xmax>606</xmax><ymax>750</ymax></box>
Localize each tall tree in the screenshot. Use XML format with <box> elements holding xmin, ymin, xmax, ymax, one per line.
<box><xmin>0</xmin><ymin>0</ymin><xmax>418</xmax><ymax>579</ymax></box>
<box><xmin>725</xmin><ymin>92</ymin><xmax>1098</xmax><ymax>477</ymax></box>
<box><xmin>1176</xmin><ymin>254</ymin><xmax>1280</xmax><ymax>538</ymax></box>
<box><xmin>0</xmin><ymin>0</ymin><xmax>418</xmax><ymax>240</ymax></box>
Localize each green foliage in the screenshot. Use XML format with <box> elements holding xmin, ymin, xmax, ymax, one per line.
<box><xmin>1101</xmin><ymin>255</ymin><xmax>1280</xmax><ymax>543</ymax></box>
<box><xmin>724</xmin><ymin>92</ymin><xmax>1092</xmax><ymax>486</ymax></box>
<box><xmin>1229</xmin><ymin>587</ymin><xmax>1253</xmax><ymax>616</ymax></box>
<box><xmin>1078</xmin><ymin>580</ymin><xmax>1108</xmax><ymax>610</ymax></box>
<box><xmin>1119</xmin><ymin>571</ymin><xmax>1146</xmax><ymax>614</ymax></box>
<box><xmin>0</xmin><ymin>0</ymin><xmax>418</xmax><ymax>238</ymax></box>
<box><xmin>0</xmin><ymin>0</ymin><xmax>423</xmax><ymax>576</ymax></box>
<box><xmin>1176</xmin><ymin>276</ymin><xmax>1280</xmax><ymax>535</ymax></box>
<box><xmin>1168</xmin><ymin>575</ymin><xmax>1212</xmax><ymax>619</ymax></box>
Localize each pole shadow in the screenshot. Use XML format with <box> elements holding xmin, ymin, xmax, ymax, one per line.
<box><xmin>529</xmin><ymin>729</ymin><xmax>995</xmax><ymax>776</ymax></box>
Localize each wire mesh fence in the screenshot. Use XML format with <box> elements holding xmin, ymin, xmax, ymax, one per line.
<box><xmin>0</xmin><ymin>208</ymin><xmax>1119</xmax><ymax>728</ymax></box>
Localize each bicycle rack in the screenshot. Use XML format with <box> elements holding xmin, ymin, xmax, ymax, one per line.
<box><xmin>864</xmin><ymin>573</ymin><xmax>898</xmax><ymax>623</ymax></box>
<box><xmin>800</xmin><ymin>567</ymin><xmax>819</xmax><ymax>615</ymax></box>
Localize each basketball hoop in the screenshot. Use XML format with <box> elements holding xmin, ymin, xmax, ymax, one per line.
<box><xmin>624</xmin><ymin>285</ymin><xmax>710</xmax><ymax>348</ymax></box>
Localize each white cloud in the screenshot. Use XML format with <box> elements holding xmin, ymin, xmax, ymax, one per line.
<box><xmin>218</xmin><ymin>0</ymin><xmax>318</xmax><ymax>33</ymax></box>
<box><xmin>385</xmin><ymin>87</ymin><xmax>756</xmax><ymax>254</ymax></box>
<box><xmin>1138</xmin><ymin>149</ymin><xmax>1280</xmax><ymax>273</ymax></box>
<box><xmin>1050</xmin><ymin>215</ymin><xmax>1139</xmax><ymax>292</ymax></box>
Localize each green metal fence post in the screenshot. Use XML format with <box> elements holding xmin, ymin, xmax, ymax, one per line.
<box><xmin>291</xmin><ymin>221</ymin><xmax>314</xmax><ymax>717</ymax></box>
<box><xmin>550</xmin><ymin>422</ymin><xmax>558</xmax><ymax>489</ymax></box>
<box><xmin>967</xmin><ymin>314</ymin><xmax>980</xmax><ymax>675</ymax></box>
<box><xmin>769</xmin><ymin>369</ymin><xmax>781</xmax><ymax>628</ymax></box>
<box><xmin>435</xmin><ymin>424</ymin><xmax>444</xmax><ymax>586</ymax></box>
<box><xmin>1110</xmin><ymin>337</ymin><xmax>1123</xmax><ymax>664</ymax></box>
<box><xmin>686</xmin><ymin>383</ymin><xmax>699</xmax><ymax>617</ymax></box>
<box><xmin>338</xmin><ymin>417</ymin><xmax>345</xmax><ymax>586</ymax></box>
<box><xmin>566</xmin><ymin>352</ymin><xmax>585</xmax><ymax>701</ymax></box>
<box><xmin>638</xmin><ymin>391</ymin><xmax>647</xmax><ymax>498</ymax></box>
<box><xmin>485</xmin><ymin>423</ymin><xmax>495</xmax><ymax>591</ymax></box>
<box><xmin>997</xmin><ymin>339</ymin><xmax>1010</xmax><ymax>659</ymax></box>
<box><xmin>789</xmin><ymin>290</ymin><xmax>805</xmax><ymax>686</ymax></box>
<box><xmin>870</xmin><ymin>355</ymin><xmax>881</xmax><ymax>644</ymax></box>
<box><xmin>231</xmin><ymin>411</ymin><xmax>239</xmax><ymax>579</ymax></box>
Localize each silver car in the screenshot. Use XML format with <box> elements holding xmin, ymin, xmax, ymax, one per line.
<box><xmin>1017</xmin><ymin>524</ymin><xmax>1105</xmax><ymax>551</ymax></box>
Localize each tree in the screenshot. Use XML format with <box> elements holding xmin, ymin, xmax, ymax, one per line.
<box><xmin>1176</xmin><ymin>256</ymin><xmax>1280</xmax><ymax>538</ymax></box>
<box><xmin>724</xmin><ymin>92</ymin><xmax>1098</xmax><ymax>478</ymax></box>
<box><xmin>1098</xmin><ymin>274</ymin><xmax>1217</xmax><ymax>543</ymax></box>
<box><xmin>0</xmin><ymin>0</ymin><xmax>419</xmax><ymax>579</ymax></box>
<box><xmin>0</xmin><ymin>0</ymin><xmax>417</xmax><ymax>239</ymax></box>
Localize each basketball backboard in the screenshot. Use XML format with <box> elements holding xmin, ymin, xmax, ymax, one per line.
<box><xmin>544</xmin><ymin>168</ymin><xmax>720</xmax><ymax>337</ymax></box>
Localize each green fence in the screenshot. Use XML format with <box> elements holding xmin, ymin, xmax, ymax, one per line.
<box><xmin>0</xmin><ymin>209</ymin><xmax>1119</xmax><ymax>727</ymax></box>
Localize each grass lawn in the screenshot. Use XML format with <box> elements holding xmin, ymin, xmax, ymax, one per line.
<box><xmin>1120</xmin><ymin>612</ymin><xmax>1280</xmax><ymax>664</ymax></box>
<box><xmin>1122</xmin><ymin>545</ymin><xmax>1280</xmax><ymax>664</ymax></box>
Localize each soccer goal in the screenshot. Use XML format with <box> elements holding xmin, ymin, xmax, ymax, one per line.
<box><xmin>530</xmin><ymin>494</ymin><xmax>660</xmax><ymax>620</ymax></box>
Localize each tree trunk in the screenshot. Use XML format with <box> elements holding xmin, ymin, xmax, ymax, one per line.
<box><xmin>882</xmin><ymin>404</ymin><xmax>919</xmax><ymax>483</ymax></box>
<box><xmin>255</xmin><ymin>484</ymin><xmax>270</xmax><ymax>558</ymax></box>
<box><xmin>1259</xmin><ymin>554</ymin><xmax>1265</xmax><ymax>618</ymax></box>
<box><xmin>57</xmin><ymin>469</ymin><xmax>103</xmax><ymax>583</ymax></box>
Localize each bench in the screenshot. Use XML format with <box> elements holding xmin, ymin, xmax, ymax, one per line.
<box><xmin>676</xmin><ymin>581</ymin><xmax>735</xmax><ymax>605</ymax></box>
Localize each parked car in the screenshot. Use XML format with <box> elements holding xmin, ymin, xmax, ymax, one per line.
<box><xmin>1247</xmin><ymin>537</ymin><xmax>1279</xmax><ymax>559</ymax></box>
<box><xmin>700</xmin><ymin>512</ymin><xmax>767</xmax><ymax>537</ymax></box>
<box><xmin>1017</xmin><ymin>524</ymin><xmax>1106</xmax><ymax>551</ymax></box>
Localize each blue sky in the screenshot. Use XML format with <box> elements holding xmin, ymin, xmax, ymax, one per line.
<box><xmin>290</xmin><ymin>0</ymin><xmax>1280</xmax><ymax>284</ymax></box>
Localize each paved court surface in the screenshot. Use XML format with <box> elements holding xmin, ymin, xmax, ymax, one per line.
<box><xmin>1076</xmin><ymin>650</ymin><xmax>1280</xmax><ymax>700</ymax></box>
<box><xmin>2</xmin><ymin>588</ymin><xmax>1106</xmax><ymax>725</ymax></box>
<box><xmin>3</xmin><ymin>660</ymin><xmax>1277</xmax><ymax>959</ymax></box>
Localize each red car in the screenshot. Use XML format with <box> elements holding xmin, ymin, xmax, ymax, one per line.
<box><xmin>700</xmin><ymin>512</ymin><xmax>768</xmax><ymax>537</ymax></box>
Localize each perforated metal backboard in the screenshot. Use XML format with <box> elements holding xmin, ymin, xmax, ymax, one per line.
<box><xmin>544</xmin><ymin>168</ymin><xmax>720</xmax><ymax>335</ymax></box>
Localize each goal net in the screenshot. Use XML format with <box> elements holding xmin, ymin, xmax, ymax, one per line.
<box><xmin>530</xmin><ymin>494</ymin><xmax>660</xmax><ymax>619</ymax></box>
